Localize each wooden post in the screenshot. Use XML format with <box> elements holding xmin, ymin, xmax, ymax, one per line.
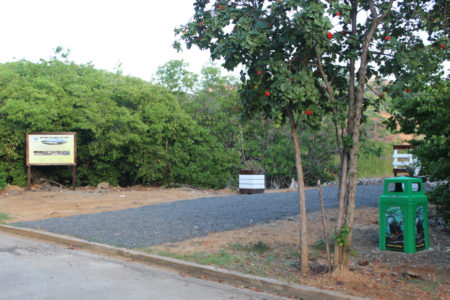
<box><xmin>27</xmin><ymin>166</ymin><xmax>31</xmax><ymax>191</ymax></box>
<box><xmin>72</xmin><ymin>165</ymin><xmax>76</xmax><ymax>190</ymax></box>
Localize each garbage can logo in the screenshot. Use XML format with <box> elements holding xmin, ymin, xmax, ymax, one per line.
<box><xmin>386</xmin><ymin>207</ymin><xmax>404</xmax><ymax>251</ymax></box>
<box><xmin>415</xmin><ymin>206</ymin><xmax>425</xmax><ymax>250</ymax></box>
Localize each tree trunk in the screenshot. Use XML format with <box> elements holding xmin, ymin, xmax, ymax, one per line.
<box><xmin>333</xmin><ymin>151</ymin><xmax>349</xmax><ymax>269</ymax></box>
<box><xmin>318</xmin><ymin>180</ymin><xmax>332</xmax><ymax>271</ymax></box>
<box><xmin>333</xmin><ymin>0</ymin><xmax>357</xmax><ymax>270</ymax></box>
<box><xmin>287</xmin><ymin>106</ymin><xmax>309</xmax><ymax>275</ymax></box>
<box><xmin>341</xmin><ymin>53</ymin><xmax>370</xmax><ymax>264</ymax></box>
<box><xmin>338</xmin><ymin>0</ymin><xmax>394</xmax><ymax>266</ymax></box>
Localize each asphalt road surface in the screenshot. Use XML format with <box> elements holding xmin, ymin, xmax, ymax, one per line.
<box><xmin>0</xmin><ymin>232</ymin><xmax>286</xmax><ymax>300</ymax></box>
<box><xmin>15</xmin><ymin>185</ymin><xmax>383</xmax><ymax>248</ymax></box>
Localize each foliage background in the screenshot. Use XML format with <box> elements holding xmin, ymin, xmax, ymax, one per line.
<box><xmin>0</xmin><ymin>57</ymin><xmax>395</xmax><ymax>189</ymax></box>
<box><xmin>0</xmin><ymin>59</ymin><xmax>233</xmax><ymax>188</ymax></box>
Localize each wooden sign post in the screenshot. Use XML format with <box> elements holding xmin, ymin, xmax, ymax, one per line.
<box><xmin>26</xmin><ymin>132</ymin><xmax>77</xmax><ymax>191</ymax></box>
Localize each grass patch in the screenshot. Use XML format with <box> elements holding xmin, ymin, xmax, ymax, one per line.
<box><xmin>313</xmin><ymin>239</ymin><xmax>360</xmax><ymax>258</ymax></box>
<box><xmin>140</xmin><ymin>242</ymin><xmax>278</xmax><ymax>279</ymax></box>
<box><xmin>313</xmin><ymin>239</ymin><xmax>333</xmax><ymax>252</ymax></box>
<box><xmin>285</xmin><ymin>249</ymin><xmax>299</xmax><ymax>258</ymax></box>
<box><xmin>357</xmin><ymin>157</ymin><xmax>393</xmax><ymax>178</ymax></box>
<box><xmin>157</xmin><ymin>249</ymin><xmax>239</xmax><ymax>266</ymax></box>
<box><xmin>232</xmin><ymin>241</ymin><xmax>270</xmax><ymax>253</ymax></box>
<box><xmin>138</xmin><ymin>240</ymin><xmax>357</xmax><ymax>284</ymax></box>
<box><xmin>0</xmin><ymin>212</ymin><xmax>10</xmax><ymax>224</ymax></box>
<box><xmin>400</xmin><ymin>272</ymin><xmax>448</xmax><ymax>294</ymax></box>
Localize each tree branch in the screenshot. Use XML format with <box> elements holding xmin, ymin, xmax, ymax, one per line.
<box><xmin>370</xmin><ymin>51</ymin><xmax>395</xmax><ymax>58</ymax></box>
<box><xmin>370</xmin><ymin>0</ymin><xmax>395</xmax><ymax>22</ymax></box>
<box><xmin>365</xmin><ymin>76</ymin><xmax>385</xmax><ymax>98</ymax></box>
<box><xmin>314</xmin><ymin>45</ymin><xmax>342</xmax><ymax>154</ymax></box>
<box><xmin>329</xmin><ymin>67</ymin><xmax>341</xmax><ymax>86</ymax></box>
<box><xmin>368</xmin><ymin>0</ymin><xmax>379</xmax><ymax>21</ymax></box>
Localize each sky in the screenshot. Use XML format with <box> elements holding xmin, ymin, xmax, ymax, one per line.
<box><xmin>1</xmin><ymin>1</ymin><xmax>447</xmax><ymax>81</ymax></box>
<box><xmin>0</xmin><ymin>0</ymin><xmax>223</xmax><ymax>81</ymax></box>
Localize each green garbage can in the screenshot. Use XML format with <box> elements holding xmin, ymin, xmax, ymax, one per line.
<box><xmin>379</xmin><ymin>177</ymin><xmax>429</xmax><ymax>253</ymax></box>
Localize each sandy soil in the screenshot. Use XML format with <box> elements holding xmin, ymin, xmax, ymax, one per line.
<box><xmin>0</xmin><ymin>184</ymin><xmax>298</xmax><ymax>223</ymax></box>
<box><xmin>0</xmin><ymin>184</ymin><xmax>240</xmax><ymax>223</ymax></box>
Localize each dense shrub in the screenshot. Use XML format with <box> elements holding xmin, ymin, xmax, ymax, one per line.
<box><xmin>0</xmin><ymin>59</ymin><xmax>343</xmax><ymax>189</ymax></box>
<box><xmin>0</xmin><ymin>60</ymin><xmax>233</xmax><ymax>188</ymax></box>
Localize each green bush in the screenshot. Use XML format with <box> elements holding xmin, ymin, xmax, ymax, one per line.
<box><xmin>262</xmin><ymin>124</ymin><xmax>338</xmax><ymax>187</ymax></box>
<box><xmin>0</xmin><ymin>59</ymin><xmax>235</xmax><ymax>188</ymax></box>
<box><xmin>428</xmin><ymin>183</ymin><xmax>450</xmax><ymax>227</ymax></box>
<box><xmin>358</xmin><ymin>140</ymin><xmax>391</xmax><ymax>159</ymax></box>
<box><xmin>160</xmin><ymin>62</ymin><xmax>340</xmax><ymax>188</ymax></box>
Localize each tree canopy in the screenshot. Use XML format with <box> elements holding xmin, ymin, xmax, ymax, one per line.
<box><xmin>174</xmin><ymin>0</ymin><xmax>448</xmax><ymax>273</ymax></box>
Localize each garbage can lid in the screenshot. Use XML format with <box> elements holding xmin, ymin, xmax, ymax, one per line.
<box><xmin>383</xmin><ymin>177</ymin><xmax>424</xmax><ymax>195</ymax></box>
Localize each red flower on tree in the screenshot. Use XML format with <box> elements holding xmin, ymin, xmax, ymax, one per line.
<box><xmin>218</xmin><ymin>5</ymin><xmax>223</xmax><ymax>10</ymax></box>
<box><xmin>265</xmin><ymin>91</ymin><xmax>271</xmax><ymax>96</ymax></box>
<box><xmin>385</xmin><ymin>36</ymin><xmax>391</xmax><ymax>41</ymax></box>
<box><xmin>306</xmin><ymin>110</ymin><xmax>313</xmax><ymax>115</ymax></box>
<box><xmin>327</xmin><ymin>32</ymin><xmax>333</xmax><ymax>39</ymax></box>
<box><xmin>441</xmin><ymin>43</ymin><xmax>445</xmax><ymax>49</ymax></box>
<box><xmin>406</xmin><ymin>89</ymin><xmax>411</xmax><ymax>93</ymax></box>
<box><xmin>336</xmin><ymin>12</ymin><xmax>340</xmax><ymax>16</ymax></box>
<box><xmin>257</xmin><ymin>70</ymin><xmax>262</xmax><ymax>75</ymax></box>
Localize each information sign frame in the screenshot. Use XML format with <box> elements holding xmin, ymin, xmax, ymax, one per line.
<box><xmin>26</xmin><ymin>132</ymin><xmax>77</xmax><ymax>190</ymax></box>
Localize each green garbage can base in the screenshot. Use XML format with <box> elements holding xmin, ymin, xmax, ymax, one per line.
<box><xmin>379</xmin><ymin>177</ymin><xmax>429</xmax><ymax>253</ymax></box>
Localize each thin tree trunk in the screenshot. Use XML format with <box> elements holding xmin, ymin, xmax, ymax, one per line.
<box><xmin>333</xmin><ymin>151</ymin><xmax>349</xmax><ymax>269</ymax></box>
<box><xmin>287</xmin><ymin>106</ymin><xmax>309</xmax><ymax>275</ymax></box>
<box><xmin>340</xmin><ymin>0</ymin><xmax>395</xmax><ymax>266</ymax></box>
<box><xmin>314</xmin><ymin>23</ymin><xmax>353</xmax><ymax>271</ymax></box>
<box><xmin>333</xmin><ymin>0</ymin><xmax>357</xmax><ymax>269</ymax></box>
<box><xmin>240</xmin><ymin>125</ymin><xmax>246</xmax><ymax>163</ymax></box>
<box><xmin>318</xmin><ymin>180</ymin><xmax>332</xmax><ymax>271</ymax></box>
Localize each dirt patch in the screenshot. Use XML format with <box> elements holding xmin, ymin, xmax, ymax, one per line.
<box><xmin>145</xmin><ymin>207</ymin><xmax>450</xmax><ymax>300</ymax></box>
<box><xmin>0</xmin><ymin>184</ymin><xmax>299</xmax><ymax>223</ymax></box>
<box><xmin>0</xmin><ymin>184</ymin><xmax>239</xmax><ymax>223</ymax></box>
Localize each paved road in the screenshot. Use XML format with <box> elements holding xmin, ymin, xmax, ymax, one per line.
<box><xmin>15</xmin><ymin>185</ymin><xmax>383</xmax><ymax>248</ymax></box>
<box><xmin>0</xmin><ymin>232</ymin><xmax>286</xmax><ymax>300</ymax></box>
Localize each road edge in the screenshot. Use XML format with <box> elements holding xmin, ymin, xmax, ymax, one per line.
<box><xmin>0</xmin><ymin>224</ymin><xmax>368</xmax><ymax>300</ymax></box>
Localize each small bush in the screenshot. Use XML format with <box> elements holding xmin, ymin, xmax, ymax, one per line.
<box><xmin>231</xmin><ymin>241</ymin><xmax>270</xmax><ymax>253</ymax></box>
<box><xmin>251</xmin><ymin>241</ymin><xmax>270</xmax><ymax>253</ymax></box>
<box><xmin>428</xmin><ymin>183</ymin><xmax>450</xmax><ymax>227</ymax></box>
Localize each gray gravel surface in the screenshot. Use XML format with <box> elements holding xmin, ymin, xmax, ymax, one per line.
<box><xmin>14</xmin><ymin>185</ymin><xmax>383</xmax><ymax>248</ymax></box>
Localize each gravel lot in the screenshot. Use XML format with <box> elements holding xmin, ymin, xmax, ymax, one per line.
<box><xmin>14</xmin><ymin>185</ymin><xmax>383</xmax><ymax>248</ymax></box>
